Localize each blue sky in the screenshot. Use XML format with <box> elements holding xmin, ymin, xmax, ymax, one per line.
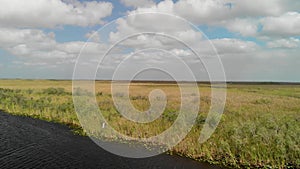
<box><xmin>0</xmin><ymin>0</ymin><xmax>299</xmax><ymax>81</ymax></box>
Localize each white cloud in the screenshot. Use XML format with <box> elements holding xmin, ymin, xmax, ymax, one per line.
<box><xmin>227</xmin><ymin>0</ymin><xmax>284</xmax><ymax>17</ymax></box>
<box><xmin>200</xmin><ymin>38</ymin><xmax>258</xmax><ymax>55</ymax></box>
<box><xmin>110</xmin><ymin>12</ymin><xmax>191</xmax><ymax>40</ymax></box>
<box><xmin>1</xmin><ymin>0</ymin><xmax>299</xmax><ymax>81</ymax></box>
<box><xmin>222</xmin><ymin>18</ymin><xmax>258</xmax><ymax>37</ymax></box>
<box><xmin>120</xmin><ymin>0</ymin><xmax>155</xmax><ymax>8</ymax></box>
<box><xmin>260</xmin><ymin>12</ymin><xmax>300</xmax><ymax>37</ymax></box>
<box><xmin>267</xmin><ymin>38</ymin><xmax>299</xmax><ymax>48</ymax></box>
<box><xmin>85</xmin><ymin>31</ymin><xmax>101</xmax><ymax>42</ymax></box>
<box><xmin>108</xmin><ymin>13</ymin><xmax>203</xmax><ymax>50</ymax></box>
<box><xmin>124</xmin><ymin>0</ymin><xmax>299</xmax><ymax>38</ymax></box>
<box><xmin>0</xmin><ymin>0</ymin><xmax>113</xmax><ymax>28</ymax></box>
<box><xmin>130</xmin><ymin>0</ymin><xmax>290</xmax><ymax>25</ymax></box>
<box><xmin>0</xmin><ymin>28</ymin><xmax>108</xmax><ymax>67</ymax></box>
<box><xmin>112</xmin><ymin>30</ymin><xmax>203</xmax><ymax>51</ymax></box>
<box><xmin>0</xmin><ymin>28</ymin><xmax>57</xmax><ymax>55</ymax></box>
<box><xmin>108</xmin><ymin>11</ymin><xmax>259</xmax><ymax>56</ymax></box>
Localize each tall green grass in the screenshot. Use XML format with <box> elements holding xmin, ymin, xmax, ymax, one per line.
<box><xmin>0</xmin><ymin>80</ymin><xmax>299</xmax><ymax>168</ymax></box>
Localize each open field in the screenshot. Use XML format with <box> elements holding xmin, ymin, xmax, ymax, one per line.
<box><xmin>0</xmin><ymin>80</ymin><xmax>299</xmax><ymax>168</ymax></box>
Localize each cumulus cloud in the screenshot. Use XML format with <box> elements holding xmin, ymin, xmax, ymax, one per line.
<box><xmin>108</xmin><ymin>13</ymin><xmax>204</xmax><ymax>51</ymax></box>
<box><xmin>107</xmin><ymin>10</ymin><xmax>259</xmax><ymax>57</ymax></box>
<box><xmin>267</xmin><ymin>38</ymin><xmax>299</xmax><ymax>48</ymax></box>
<box><xmin>0</xmin><ymin>28</ymin><xmax>57</xmax><ymax>55</ymax></box>
<box><xmin>110</xmin><ymin>12</ymin><xmax>192</xmax><ymax>39</ymax></box>
<box><xmin>210</xmin><ymin>38</ymin><xmax>258</xmax><ymax>54</ymax></box>
<box><xmin>222</xmin><ymin>18</ymin><xmax>258</xmax><ymax>37</ymax></box>
<box><xmin>0</xmin><ymin>0</ymin><xmax>113</xmax><ymax>28</ymax></box>
<box><xmin>1</xmin><ymin>0</ymin><xmax>299</xmax><ymax>81</ymax></box>
<box><xmin>260</xmin><ymin>12</ymin><xmax>300</xmax><ymax>37</ymax></box>
<box><xmin>123</xmin><ymin>0</ymin><xmax>299</xmax><ymax>38</ymax></box>
<box><xmin>0</xmin><ymin>0</ymin><xmax>113</xmax><ymax>70</ymax></box>
<box><xmin>120</xmin><ymin>0</ymin><xmax>155</xmax><ymax>8</ymax></box>
<box><xmin>0</xmin><ymin>28</ymin><xmax>108</xmax><ymax>67</ymax></box>
<box><xmin>85</xmin><ymin>31</ymin><xmax>101</xmax><ymax>42</ymax></box>
<box><xmin>131</xmin><ymin>0</ymin><xmax>291</xmax><ymax>25</ymax></box>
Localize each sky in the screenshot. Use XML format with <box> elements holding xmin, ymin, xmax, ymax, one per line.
<box><xmin>0</xmin><ymin>0</ymin><xmax>299</xmax><ymax>81</ymax></box>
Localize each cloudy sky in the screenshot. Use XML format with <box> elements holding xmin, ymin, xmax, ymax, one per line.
<box><xmin>0</xmin><ymin>0</ymin><xmax>299</xmax><ymax>81</ymax></box>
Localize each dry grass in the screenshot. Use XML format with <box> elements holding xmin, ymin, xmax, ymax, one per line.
<box><xmin>0</xmin><ymin>80</ymin><xmax>299</xmax><ymax>168</ymax></box>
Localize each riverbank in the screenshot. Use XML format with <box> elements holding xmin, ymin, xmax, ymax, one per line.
<box><xmin>0</xmin><ymin>111</ymin><xmax>224</xmax><ymax>169</ymax></box>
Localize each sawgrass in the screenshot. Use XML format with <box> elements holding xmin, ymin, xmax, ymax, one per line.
<box><xmin>0</xmin><ymin>80</ymin><xmax>299</xmax><ymax>168</ymax></box>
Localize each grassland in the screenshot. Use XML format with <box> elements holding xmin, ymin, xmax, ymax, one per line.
<box><xmin>0</xmin><ymin>79</ymin><xmax>299</xmax><ymax>168</ymax></box>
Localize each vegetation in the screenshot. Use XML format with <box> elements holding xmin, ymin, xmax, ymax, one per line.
<box><xmin>0</xmin><ymin>80</ymin><xmax>299</xmax><ymax>168</ymax></box>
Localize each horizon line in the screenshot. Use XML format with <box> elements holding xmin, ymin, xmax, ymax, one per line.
<box><xmin>1</xmin><ymin>78</ymin><xmax>300</xmax><ymax>84</ymax></box>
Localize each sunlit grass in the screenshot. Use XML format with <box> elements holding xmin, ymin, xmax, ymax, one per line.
<box><xmin>0</xmin><ymin>80</ymin><xmax>299</xmax><ymax>168</ymax></box>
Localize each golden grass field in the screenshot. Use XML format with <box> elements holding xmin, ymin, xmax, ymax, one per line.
<box><xmin>0</xmin><ymin>80</ymin><xmax>299</xmax><ymax>168</ymax></box>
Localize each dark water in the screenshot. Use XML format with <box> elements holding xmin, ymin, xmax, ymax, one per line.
<box><xmin>0</xmin><ymin>111</ymin><xmax>225</xmax><ymax>169</ymax></box>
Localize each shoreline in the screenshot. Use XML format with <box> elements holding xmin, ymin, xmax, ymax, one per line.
<box><xmin>0</xmin><ymin>110</ymin><xmax>225</xmax><ymax>169</ymax></box>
